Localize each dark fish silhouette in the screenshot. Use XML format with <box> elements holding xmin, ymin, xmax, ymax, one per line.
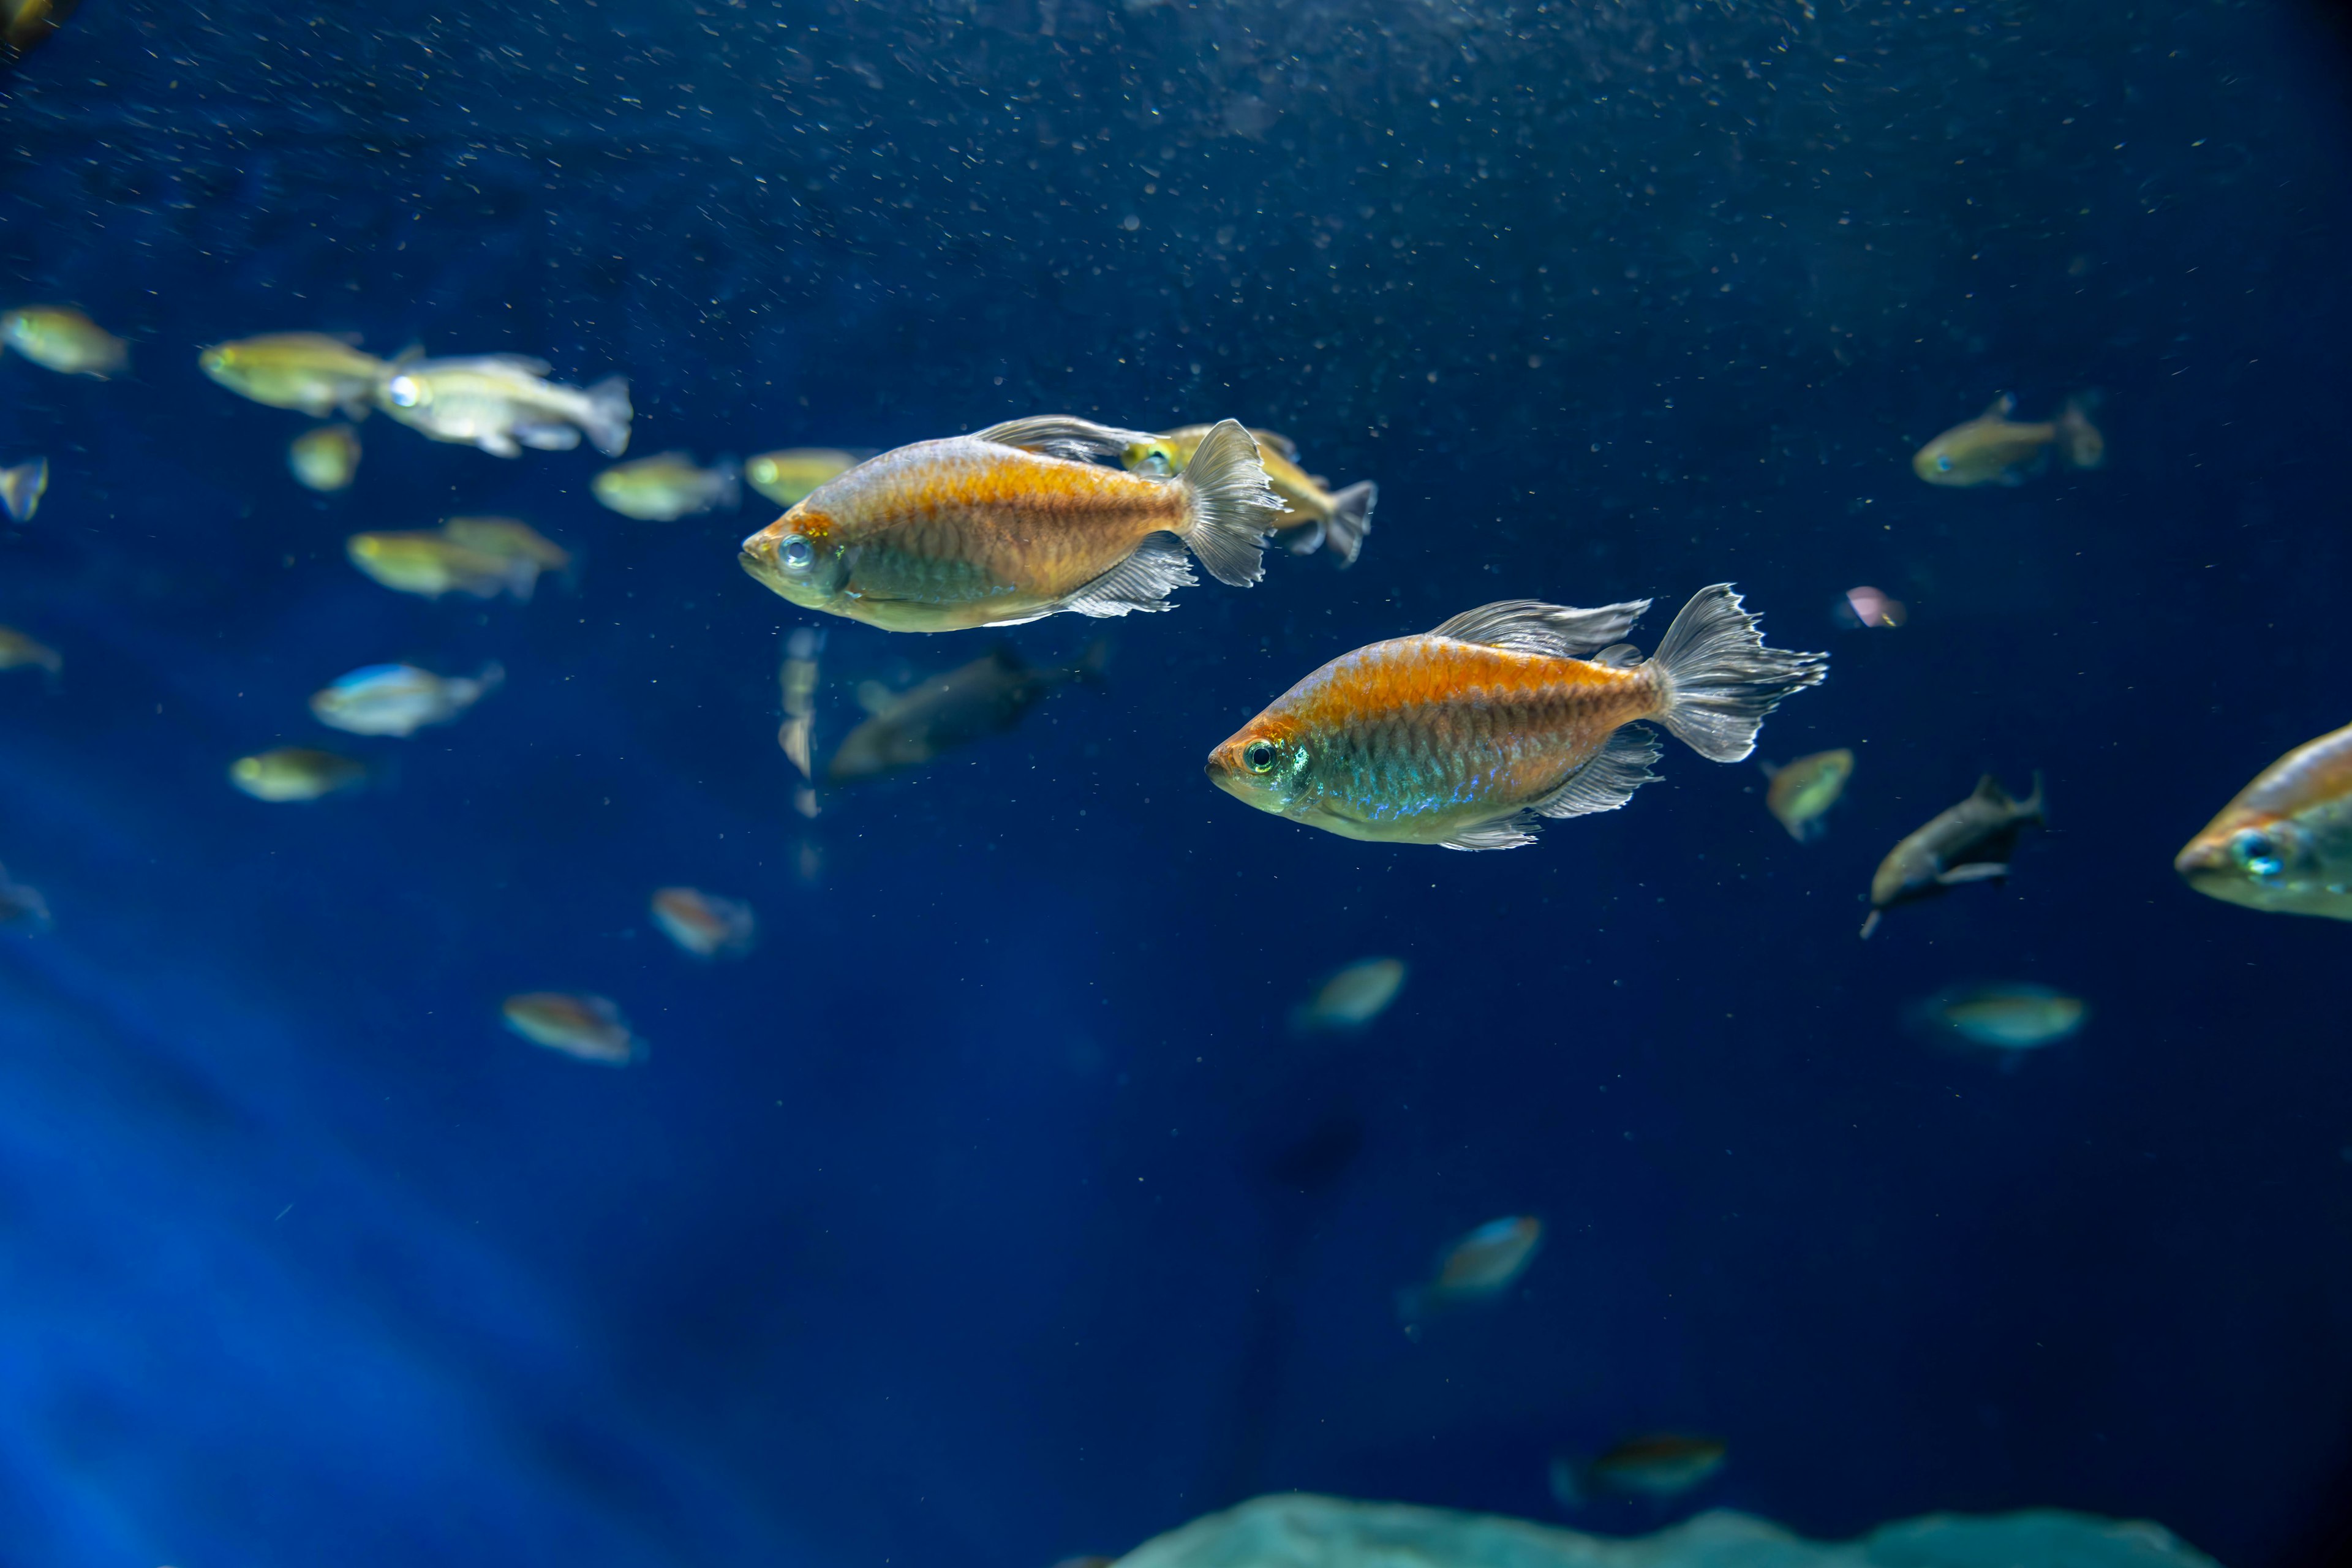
<box><xmin>1863</xmin><ymin>773</ymin><xmax>2045</xmax><ymax>937</ymax></box>
<box><xmin>826</xmin><ymin>642</ymin><xmax>1105</xmax><ymax>783</ymax></box>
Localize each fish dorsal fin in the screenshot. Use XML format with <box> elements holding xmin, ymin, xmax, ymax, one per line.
<box><xmin>1971</xmin><ymin>773</ymin><xmax>2013</xmax><ymax>807</ymax></box>
<box><xmin>1981</xmin><ymin>393</ymin><xmax>2017</xmax><ymax>421</ymax></box>
<box><xmin>972</xmin><ymin>415</ymin><xmax>1155</xmax><ymax>464</ymax></box>
<box><xmin>1250</xmin><ymin>429</ymin><xmax>1300</xmax><ymax>461</ymax></box>
<box><xmin>1591</xmin><ymin>643</ymin><xmax>1642</xmax><ymax>668</ymax></box>
<box><xmin>1429</xmin><ymin>599</ymin><xmax>1653</xmax><ymax>659</ymax></box>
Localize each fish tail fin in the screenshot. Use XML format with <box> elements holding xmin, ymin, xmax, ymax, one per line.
<box><xmin>1650</xmin><ymin>584</ymin><xmax>1829</xmax><ymax>763</ymax></box>
<box><xmin>712</xmin><ymin>456</ymin><xmax>743</xmax><ymax>510</ymax></box>
<box><xmin>1321</xmin><ymin>480</ymin><xmax>1377</xmax><ymax>568</ymax></box>
<box><xmin>581</xmin><ymin>376</ymin><xmax>633</xmax><ymax>457</ymax></box>
<box><xmin>1860</xmin><ymin>908</ymin><xmax>1883</xmax><ymax>939</ymax></box>
<box><xmin>473</xmin><ymin>661</ymin><xmax>507</xmax><ymax>698</ymax></box>
<box><xmin>1173</xmin><ymin>418</ymin><xmax>1280</xmax><ymax>587</ymax></box>
<box><xmin>1072</xmin><ymin>638</ymin><xmax>1113</xmax><ymax>684</ymax></box>
<box><xmin>1547</xmin><ymin>1454</ymin><xmax>1587</xmax><ymax>1510</ymax></box>
<box><xmin>2057</xmin><ymin>391</ymin><xmax>2103</xmax><ymax>469</ymax></box>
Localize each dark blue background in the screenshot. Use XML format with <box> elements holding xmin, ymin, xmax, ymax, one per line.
<box><xmin>2</xmin><ymin>1</ymin><xmax>2349</xmax><ymax>1564</ymax></box>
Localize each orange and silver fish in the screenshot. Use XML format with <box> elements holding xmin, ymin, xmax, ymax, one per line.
<box><xmin>1208</xmin><ymin>586</ymin><xmax>1826</xmax><ymax>850</ymax></box>
<box><xmin>501</xmin><ymin>992</ymin><xmax>644</xmax><ymax>1065</ymax></box>
<box><xmin>1122</xmin><ymin>424</ymin><xmax>1376</xmax><ymax>565</ymax></box>
<box><xmin>650</xmin><ymin>886</ymin><xmax>758</xmax><ymax>959</ymax></box>
<box><xmin>738</xmin><ymin>415</ymin><xmax>1280</xmax><ymax>633</ymax></box>
<box><xmin>2176</xmin><ymin>718</ymin><xmax>2352</xmax><ymax>920</ymax></box>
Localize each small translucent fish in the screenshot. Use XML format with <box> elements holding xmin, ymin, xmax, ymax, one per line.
<box><xmin>200</xmin><ymin>333</ymin><xmax>386</xmax><ymax>418</ymax></box>
<box><xmin>1913</xmin><ymin>392</ymin><xmax>2102</xmax><ymax>487</ymax></box>
<box><xmin>650</xmin><ymin>887</ymin><xmax>758</xmax><ymax>959</ymax></box>
<box><xmin>288</xmin><ymin>424</ymin><xmax>361</xmax><ymax>492</ymax></box>
<box><xmin>826</xmin><ymin>641</ymin><xmax>1104</xmax><ymax>783</ymax></box>
<box><xmin>440</xmin><ymin>516</ymin><xmax>573</xmax><ymax>576</ymax></box>
<box><xmin>1910</xmin><ymin>983</ymin><xmax>2087</xmax><ymax>1050</ymax></box>
<box><xmin>778</xmin><ymin>626</ymin><xmax>823</xmax><ymax>780</ymax></box>
<box><xmin>1209</xmin><ymin>586</ymin><xmax>1826</xmax><ymax>850</ymax></box>
<box><xmin>1762</xmin><ymin>748</ymin><xmax>1854</xmax><ymax>842</ymax></box>
<box><xmin>0</xmin><ymin>305</ymin><xmax>126</xmax><ymax>377</ymax></box>
<box><xmin>1396</xmin><ymin>1216</ymin><xmax>1543</xmax><ymax>1332</ymax></box>
<box><xmin>377</xmin><ymin>355</ymin><xmax>631</xmax><ymax>458</ymax></box>
<box><xmin>1289</xmin><ymin>957</ymin><xmax>1407</xmax><ymax>1033</ymax></box>
<box><xmin>1863</xmin><ymin>773</ymin><xmax>2045</xmax><ymax>938</ymax></box>
<box><xmin>0</xmin><ymin>457</ymin><xmax>47</xmax><ymax>521</ymax></box>
<box><xmin>1550</xmin><ymin>1434</ymin><xmax>1728</xmax><ymax>1508</ymax></box>
<box><xmin>746</xmin><ymin>448</ymin><xmax>865</xmax><ymax>508</ymax></box>
<box><xmin>0</xmin><ymin>624</ymin><xmax>61</xmax><ymax>678</ymax></box>
<box><xmin>229</xmin><ymin>747</ymin><xmax>366</xmax><ymax>802</ymax></box>
<box><xmin>1836</xmin><ymin>585</ymin><xmax>1906</xmax><ymax>628</ymax></box>
<box><xmin>1123</xmin><ymin>424</ymin><xmax>1378</xmax><ymax>565</ymax></box>
<box><xmin>593</xmin><ymin>451</ymin><xmax>741</xmax><ymax>521</ymax></box>
<box><xmin>739</xmin><ymin>415</ymin><xmax>1280</xmax><ymax>633</ymax></box>
<box><xmin>310</xmin><ymin>662</ymin><xmax>501</xmax><ymax>737</ymax></box>
<box><xmin>2176</xmin><ymin>718</ymin><xmax>2352</xmax><ymax>920</ymax></box>
<box><xmin>501</xmin><ymin>992</ymin><xmax>644</xmax><ymax>1065</ymax></box>
<box><xmin>0</xmin><ymin>859</ymin><xmax>50</xmax><ymax>932</ymax></box>
<box><xmin>346</xmin><ymin>524</ymin><xmax>545</xmax><ymax>601</ymax></box>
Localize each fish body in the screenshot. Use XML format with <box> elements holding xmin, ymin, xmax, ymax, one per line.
<box><xmin>200</xmin><ymin>333</ymin><xmax>386</xmax><ymax>417</ymax></box>
<box><xmin>347</xmin><ymin>531</ymin><xmax>537</xmax><ymax>600</ymax></box>
<box><xmin>310</xmin><ymin>663</ymin><xmax>501</xmax><ymax>737</ymax></box>
<box><xmin>1398</xmin><ymin>1215</ymin><xmax>1544</xmax><ymax>1330</ymax></box>
<box><xmin>1123</xmin><ymin>424</ymin><xmax>1378</xmax><ymax>565</ymax></box>
<box><xmin>1551</xmin><ymin>1435</ymin><xmax>1728</xmax><ymax>1508</ymax></box>
<box><xmin>377</xmin><ymin>356</ymin><xmax>631</xmax><ymax>458</ymax></box>
<box><xmin>1838</xmin><ymin>586</ymin><xmax>1906</xmax><ymax>629</ymax></box>
<box><xmin>650</xmin><ymin>887</ymin><xmax>758</xmax><ymax>959</ymax></box>
<box><xmin>0</xmin><ymin>624</ymin><xmax>61</xmax><ymax>677</ymax></box>
<box><xmin>1763</xmin><ymin>748</ymin><xmax>1854</xmax><ymax>841</ymax></box>
<box><xmin>0</xmin><ymin>861</ymin><xmax>50</xmax><ymax>932</ymax></box>
<box><xmin>1913</xmin><ymin>393</ymin><xmax>2103</xmax><ymax>487</ymax></box>
<box><xmin>827</xmin><ymin>642</ymin><xmax>1098</xmax><ymax>782</ymax></box>
<box><xmin>288</xmin><ymin>424</ymin><xmax>362</xmax><ymax>492</ymax></box>
<box><xmin>594</xmin><ymin>451</ymin><xmax>741</xmax><ymax>520</ymax></box>
<box><xmin>1863</xmin><ymin>773</ymin><xmax>2045</xmax><ymax>937</ymax></box>
<box><xmin>746</xmin><ymin>448</ymin><xmax>866</xmax><ymax>507</ymax></box>
<box><xmin>0</xmin><ymin>306</ymin><xmax>126</xmax><ymax>377</ymax></box>
<box><xmin>0</xmin><ymin>457</ymin><xmax>48</xmax><ymax>521</ymax></box>
<box><xmin>1209</xmin><ymin>586</ymin><xmax>1827</xmax><ymax>850</ymax></box>
<box><xmin>502</xmin><ymin>993</ymin><xmax>644</xmax><ymax>1065</ymax></box>
<box><xmin>1289</xmin><ymin>957</ymin><xmax>1408</xmax><ymax>1032</ymax></box>
<box><xmin>2176</xmin><ymin>719</ymin><xmax>2352</xmax><ymax>919</ymax></box>
<box><xmin>739</xmin><ymin>415</ymin><xmax>1279</xmax><ymax>633</ymax></box>
<box><xmin>230</xmin><ymin>747</ymin><xmax>366</xmax><ymax>802</ymax></box>
<box><xmin>1911</xmin><ymin>983</ymin><xmax>2086</xmax><ymax>1050</ymax></box>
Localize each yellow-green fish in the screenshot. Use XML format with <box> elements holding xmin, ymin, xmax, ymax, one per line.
<box><xmin>288</xmin><ymin>425</ymin><xmax>361</xmax><ymax>492</ymax></box>
<box><xmin>1551</xmin><ymin>1435</ymin><xmax>1728</xmax><ymax>1507</ymax></box>
<box><xmin>229</xmin><ymin>747</ymin><xmax>366</xmax><ymax>803</ymax></box>
<box><xmin>501</xmin><ymin>992</ymin><xmax>645</xmax><ymax>1065</ymax></box>
<box><xmin>650</xmin><ymin>887</ymin><xmax>758</xmax><ymax>959</ymax></box>
<box><xmin>1397</xmin><ymin>1216</ymin><xmax>1543</xmax><ymax>1333</ymax></box>
<box><xmin>1123</xmin><ymin>424</ymin><xmax>1376</xmax><ymax>565</ymax></box>
<box><xmin>745</xmin><ymin>448</ymin><xmax>866</xmax><ymax>508</ymax></box>
<box><xmin>1863</xmin><ymin>774</ymin><xmax>2045</xmax><ymax>938</ymax></box>
<box><xmin>1910</xmin><ymin>983</ymin><xmax>2087</xmax><ymax>1050</ymax></box>
<box><xmin>593</xmin><ymin>451</ymin><xmax>741</xmax><ymax>521</ymax></box>
<box><xmin>0</xmin><ymin>457</ymin><xmax>46</xmax><ymax>522</ymax></box>
<box><xmin>0</xmin><ymin>624</ymin><xmax>61</xmax><ymax>678</ymax></box>
<box><xmin>2</xmin><ymin>0</ymin><xmax>80</xmax><ymax>57</ymax></box>
<box><xmin>2176</xmin><ymin>719</ymin><xmax>2352</xmax><ymax>920</ymax></box>
<box><xmin>1913</xmin><ymin>393</ymin><xmax>2103</xmax><ymax>487</ymax></box>
<box><xmin>1762</xmin><ymin>748</ymin><xmax>1854</xmax><ymax>841</ymax></box>
<box><xmin>200</xmin><ymin>333</ymin><xmax>388</xmax><ymax>418</ymax></box>
<box><xmin>440</xmin><ymin>516</ymin><xmax>572</xmax><ymax>576</ymax></box>
<box><xmin>310</xmin><ymin>663</ymin><xmax>501</xmax><ymax>737</ymax></box>
<box><xmin>740</xmin><ymin>415</ymin><xmax>1279</xmax><ymax>633</ymax></box>
<box><xmin>1289</xmin><ymin>957</ymin><xmax>1408</xmax><ymax>1033</ymax></box>
<box><xmin>0</xmin><ymin>306</ymin><xmax>126</xmax><ymax>377</ymax></box>
<box><xmin>347</xmin><ymin>530</ymin><xmax>538</xmax><ymax>601</ymax></box>
<box><xmin>377</xmin><ymin>355</ymin><xmax>631</xmax><ymax>458</ymax></box>
<box><xmin>826</xmin><ymin>642</ymin><xmax>1103</xmax><ymax>782</ymax></box>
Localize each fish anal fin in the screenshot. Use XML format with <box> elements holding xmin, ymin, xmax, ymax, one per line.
<box><xmin>1439</xmin><ymin>814</ymin><xmax>1542</xmax><ymax>851</ymax></box>
<box><xmin>1429</xmin><ymin>599</ymin><xmax>1653</xmax><ymax>659</ymax></box>
<box><xmin>1056</xmin><ymin>534</ymin><xmax>1197</xmax><ymax>618</ymax></box>
<box><xmin>1531</xmin><ymin>726</ymin><xmax>1663</xmax><ymax>820</ymax></box>
<box><xmin>1935</xmin><ymin>862</ymin><xmax>2008</xmax><ymax>886</ymax></box>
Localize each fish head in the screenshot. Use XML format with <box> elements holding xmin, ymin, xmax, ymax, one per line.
<box><xmin>2176</xmin><ymin>810</ymin><xmax>2312</xmax><ymax>911</ymax></box>
<box><xmin>1205</xmin><ymin>713</ymin><xmax>1316</xmax><ymax>817</ymax></box>
<box><xmin>740</xmin><ymin>506</ymin><xmax>852</xmax><ymax>611</ymax></box>
<box><xmin>1121</xmin><ymin>435</ymin><xmax>1186</xmax><ymax>477</ymax></box>
<box><xmin>1912</xmin><ymin>437</ymin><xmax>1970</xmax><ymax>485</ymax></box>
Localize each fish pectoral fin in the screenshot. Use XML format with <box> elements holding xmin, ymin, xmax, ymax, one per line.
<box><xmin>1982</xmin><ymin>392</ymin><xmax>2016</xmax><ymax>420</ymax></box>
<box><xmin>514</xmin><ymin>421</ymin><xmax>582</xmax><ymax>451</ymax></box>
<box><xmin>1935</xmin><ymin>862</ymin><xmax>2009</xmax><ymax>886</ymax></box>
<box><xmin>1055</xmin><ymin>535</ymin><xmax>1198</xmax><ymax>619</ymax></box>
<box><xmin>971</xmin><ymin>415</ymin><xmax>1153</xmax><ymax>462</ymax></box>
<box><xmin>1428</xmin><ymin>598</ymin><xmax>1654</xmax><ymax>658</ymax></box>
<box><xmin>1532</xmin><ymin>726</ymin><xmax>1664</xmax><ymax>820</ymax></box>
<box><xmin>1439</xmin><ymin>813</ymin><xmax>1542</xmax><ymax>851</ymax></box>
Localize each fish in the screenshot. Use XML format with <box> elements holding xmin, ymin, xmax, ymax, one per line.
<box><xmin>0</xmin><ymin>860</ymin><xmax>50</xmax><ymax>932</ymax></box>
<box><xmin>1836</xmin><ymin>586</ymin><xmax>1907</xmax><ymax>628</ymax></box>
<box><xmin>0</xmin><ymin>457</ymin><xmax>47</xmax><ymax>521</ymax></box>
<box><xmin>1762</xmin><ymin>748</ymin><xmax>1854</xmax><ymax>842</ymax></box>
<box><xmin>0</xmin><ymin>306</ymin><xmax>126</xmax><ymax>377</ymax></box>
<box><xmin>1863</xmin><ymin>773</ymin><xmax>2045</xmax><ymax>937</ymax></box>
<box><xmin>440</xmin><ymin>516</ymin><xmax>573</xmax><ymax>577</ymax></box>
<box><xmin>2175</xmin><ymin>718</ymin><xmax>2352</xmax><ymax>920</ymax></box>
<box><xmin>650</xmin><ymin>887</ymin><xmax>758</xmax><ymax>959</ymax></box>
<box><xmin>1550</xmin><ymin>1434</ymin><xmax>1728</xmax><ymax>1508</ymax></box>
<box><xmin>746</xmin><ymin>448</ymin><xmax>866</xmax><ymax>508</ymax></box>
<box><xmin>288</xmin><ymin>425</ymin><xmax>362</xmax><ymax>492</ymax></box>
<box><xmin>199</xmin><ymin>333</ymin><xmax>388</xmax><ymax>418</ymax></box>
<box><xmin>739</xmin><ymin>415</ymin><xmax>1280</xmax><ymax>633</ymax></box>
<box><xmin>2</xmin><ymin>0</ymin><xmax>81</xmax><ymax>58</ymax></box>
<box><xmin>1913</xmin><ymin>393</ymin><xmax>2103</xmax><ymax>487</ymax></box>
<box><xmin>1909</xmin><ymin>983</ymin><xmax>2087</xmax><ymax>1050</ymax></box>
<box><xmin>1396</xmin><ymin>1216</ymin><xmax>1543</xmax><ymax>1333</ymax></box>
<box><xmin>778</xmin><ymin>626</ymin><xmax>823</xmax><ymax>780</ymax></box>
<box><xmin>376</xmin><ymin>355</ymin><xmax>631</xmax><ymax>458</ymax></box>
<box><xmin>229</xmin><ymin>747</ymin><xmax>367</xmax><ymax>803</ymax></box>
<box><xmin>0</xmin><ymin>624</ymin><xmax>61</xmax><ymax>679</ymax></box>
<box><xmin>309</xmin><ymin>663</ymin><xmax>502</xmax><ymax>737</ymax></box>
<box><xmin>593</xmin><ymin>451</ymin><xmax>741</xmax><ymax>521</ymax></box>
<box><xmin>501</xmin><ymin>993</ymin><xmax>645</xmax><ymax>1066</ymax></box>
<box><xmin>1289</xmin><ymin>957</ymin><xmax>1408</xmax><ymax>1033</ymax></box>
<box><xmin>346</xmin><ymin>531</ymin><xmax>538</xmax><ymax>601</ymax></box>
<box><xmin>1122</xmin><ymin>424</ymin><xmax>1378</xmax><ymax>565</ymax></box>
<box><xmin>1208</xmin><ymin>586</ymin><xmax>1828</xmax><ymax>850</ymax></box>
<box><xmin>826</xmin><ymin>641</ymin><xmax>1104</xmax><ymax>783</ymax></box>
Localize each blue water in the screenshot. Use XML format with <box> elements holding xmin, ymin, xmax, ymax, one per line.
<box><xmin>2</xmin><ymin>2</ymin><xmax>2351</xmax><ymax>1564</ymax></box>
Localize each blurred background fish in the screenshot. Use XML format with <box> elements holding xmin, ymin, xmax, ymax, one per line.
<box><xmin>287</xmin><ymin>424</ymin><xmax>361</xmax><ymax>492</ymax></box>
<box><xmin>346</xmin><ymin>530</ymin><xmax>537</xmax><ymax>601</ymax></box>
<box><xmin>0</xmin><ymin>623</ymin><xmax>62</xmax><ymax>682</ymax></box>
<box><xmin>2176</xmin><ymin>718</ymin><xmax>2352</xmax><ymax>921</ymax></box>
<box><xmin>1908</xmin><ymin>983</ymin><xmax>2087</xmax><ymax>1053</ymax></box>
<box><xmin>650</xmin><ymin>888</ymin><xmax>758</xmax><ymax>960</ymax></box>
<box><xmin>1121</xmin><ymin>424</ymin><xmax>1378</xmax><ymax>565</ymax></box>
<box><xmin>0</xmin><ymin>456</ymin><xmax>47</xmax><ymax>521</ymax></box>
<box><xmin>1287</xmin><ymin>956</ymin><xmax>1408</xmax><ymax>1033</ymax></box>
<box><xmin>1913</xmin><ymin>392</ymin><xmax>2103</xmax><ymax>487</ymax></box>
<box><xmin>500</xmin><ymin>993</ymin><xmax>644</xmax><ymax>1066</ymax></box>
<box><xmin>377</xmin><ymin>355</ymin><xmax>630</xmax><ymax>457</ymax></box>
<box><xmin>1396</xmin><ymin>1215</ymin><xmax>1543</xmax><ymax>1335</ymax></box>
<box><xmin>1548</xmin><ymin>1434</ymin><xmax>1728</xmax><ymax>1508</ymax></box>
<box><xmin>745</xmin><ymin>448</ymin><xmax>867</xmax><ymax>508</ymax></box>
<box><xmin>309</xmin><ymin>662</ymin><xmax>501</xmax><ymax>737</ymax></box>
<box><xmin>0</xmin><ymin>304</ymin><xmax>125</xmax><ymax>376</ymax></box>
<box><xmin>777</xmin><ymin>627</ymin><xmax>823</xmax><ymax>785</ymax></box>
<box><xmin>1863</xmin><ymin>774</ymin><xmax>2045</xmax><ymax>937</ymax></box>
<box><xmin>1</xmin><ymin>0</ymin><xmax>80</xmax><ymax>61</ymax></box>
<box><xmin>826</xmin><ymin>641</ymin><xmax>1105</xmax><ymax>784</ymax></box>
<box><xmin>228</xmin><ymin>747</ymin><xmax>367</xmax><ymax>803</ymax></box>
<box><xmin>1836</xmin><ymin>586</ymin><xmax>1907</xmax><ymax>629</ymax></box>
<box><xmin>200</xmin><ymin>333</ymin><xmax>387</xmax><ymax>418</ymax></box>
<box><xmin>594</xmin><ymin>451</ymin><xmax>741</xmax><ymax>521</ymax></box>
<box><xmin>0</xmin><ymin>860</ymin><xmax>50</xmax><ymax>932</ymax></box>
<box><xmin>1762</xmin><ymin>748</ymin><xmax>1854</xmax><ymax>842</ymax></box>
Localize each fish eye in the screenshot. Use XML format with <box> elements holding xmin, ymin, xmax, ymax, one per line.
<box><xmin>387</xmin><ymin>375</ymin><xmax>421</xmax><ymax>407</ymax></box>
<box><xmin>2231</xmin><ymin>829</ymin><xmax>2284</xmax><ymax>880</ymax></box>
<box><xmin>1140</xmin><ymin>450</ymin><xmax>1172</xmax><ymax>477</ymax></box>
<box><xmin>1934</xmin><ymin>454</ymin><xmax>1953</xmax><ymax>473</ymax></box>
<box><xmin>1243</xmin><ymin>740</ymin><xmax>1278</xmax><ymax>773</ymax></box>
<box><xmin>779</xmin><ymin>534</ymin><xmax>814</xmax><ymax>570</ymax></box>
